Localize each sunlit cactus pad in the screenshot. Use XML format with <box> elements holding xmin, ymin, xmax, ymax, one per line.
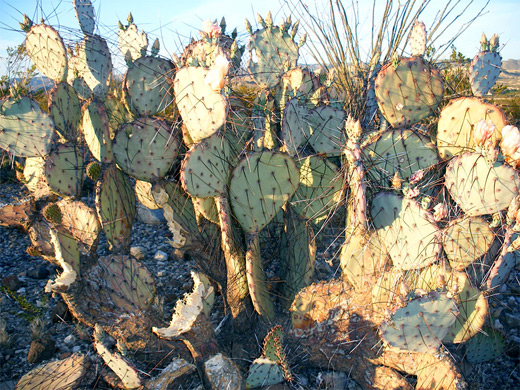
<box><xmin>82</xmin><ymin>101</ymin><xmax>114</xmax><ymax>163</ymax></box>
<box><xmin>174</xmin><ymin>66</ymin><xmax>227</xmax><ymax>142</ymax></box>
<box><xmin>436</xmin><ymin>97</ymin><xmax>506</xmax><ymax>159</ymax></box>
<box><xmin>374</xmin><ymin>57</ymin><xmax>443</xmax><ymax>127</ymax></box>
<box><xmin>306</xmin><ymin>105</ymin><xmax>346</xmax><ymax>156</ymax></box>
<box><xmin>445</xmin><ymin>152</ymin><xmax>520</xmax><ymax>216</ymax></box>
<box><xmin>0</xmin><ymin>97</ymin><xmax>55</xmax><ymax>157</ymax></box>
<box><xmin>229</xmin><ymin>151</ymin><xmax>299</xmax><ymax>232</ymax></box>
<box><xmin>44</xmin><ymin>143</ymin><xmax>84</xmax><ymax>198</ymax></box>
<box><xmin>24</xmin><ymin>23</ymin><xmax>67</xmax><ymax>82</ymax></box>
<box><xmin>78</xmin><ymin>35</ymin><xmax>113</xmax><ymax>99</ymax></box>
<box><xmin>380</xmin><ymin>292</ymin><xmax>458</xmax><ymax>353</ymax></box>
<box><xmin>371</xmin><ymin>192</ymin><xmax>441</xmax><ymax>270</ymax></box>
<box><xmin>123</xmin><ymin>56</ymin><xmax>175</xmax><ymax>116</ymax></box>
<box><xmin>113</xmin><ymin>118</ymin><xmax>180</xmax><ymax>182</ymax></box>
<box><xmin>442</xmin><ymin>216</ymin><xmax>494</xmax><ymax>270</ymax></box>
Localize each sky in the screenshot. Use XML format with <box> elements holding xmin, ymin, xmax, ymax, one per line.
<box><xmin>0</xmin><ymin>0</ymin><xmax>519</xmax><ymax>77</ymax></box>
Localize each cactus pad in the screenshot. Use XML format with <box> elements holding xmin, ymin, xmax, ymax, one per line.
<box><xmin>371</xmin><ymin>192</ymin><xmax>441</xmax><ymax>270</ymax></box>
<box><xmin>78</xmin><ymin>35</ymin><xmax>112</xmax><ymax>99</ymax></box>
<box><xmin>436</xmin><ymin>97</ymin><xmax>506</xmax><ymax>159</ymax></box>
<box><xmin>123</xmin><ymin>56</ymin><xmax>175</xmax><ymax>116</ymax></box>
<box><xmin>82</xmin><ymin>101</ymin><xmax>113</xmax><ymax>163</ymax></box>
<box><xmin>442</xmin><ymin>217</ymin><xmax>495</xmax><ymax>271</ymax></box>
<box><xmin>23</xmin><ymin>157</ymin><xmax>52</xmax><ymax>198</ymax></box>
<box><xmin>0</xmin><ymin>97</ymin><xmax>55</xmax><ymax>157</ymax></box>
<box><xmin>174</xmin><ymin>66</ymin><xmax>227</xmax><ymax>142</ymax></box>
<box><xmin>465</xmin><ymin>327</ymin><xmax>505</xmax><ymax>363</ymax></box>
<box><xmin>380</xmin><ymin>292</ymin><xmax>458</xmax><ymax>353</ymax></box>
<box><xmin>246</xmin><ymin>357</ymin><xmax>285</xmax><ymax>389</ymax></box>
<box><xmin>229</xmin><ymin>151</ymin><xmax>299</xmax><ymax>233</ymax></box>
<box><xmin>113</xmin><ymin>118</ymin><xmax>180</xmax><ymax>182</ymax></box>
<box><xmin>469</xmin><ymin>51</ymin><xmax>502</xmax><ymax>97</ymax></box>
<box><xmin>73</xmin><ymin>0</ymin><xmax>96</xmax><ymax>35</ymax></box>
<box><xmin>362</xmin><ymin>128</ymin><xmax>438</xmax><ymax>186</ymax></box>
<box><xmin>118</xmin><ymin>22</ymin><xmax>148</xmax><ymax>62</ymax></box>
<box><xmin>48</xmin><ymin>83</ymin><xmax>82</xmax><ymax>142</ymax></box>
<box><xmin>409</xmin><ymin>21</ymin><xmax>427</xmax><ymax>57</ymax></box>
<box><xmin>306</xmin><ymin>105</ymin><xmax>347</xmax><ymax>156</ymax></box>
<box><xmin>291</xmin><ymin>155</ymin><xmax>342</xmax><ymax>222</ymax></box>
<box><xmin>374</xmin><ymin>57</ymin><xmax>443</xmax><ymax>127</ymax></box>
<box><xmin>95</xmin><ymin>165</ymin><xmax>136</xmax><ymax>251</ymax></box>
<box><xmin>25</xmin><ymin>23</ymin><xmax>67</xmax><ymax>82</ymax></box>
<box><xmin>180</xmin><ymin>133</ymin><xmax>234</xmax><ymax>198</ymax></box>
<box><xmin>44</xmin><ymin>143</ymin><xmax>84</xmax><ymax>197</ymax></box>
<box><xmin>280</xmin><ymin>98</ymin><xmax>311</xmax><ymax>155</ymax></box>
<box><xmin>445</xmin><ymin>152</ymin><xmax>520</xmax><ymax>216</ymax></box>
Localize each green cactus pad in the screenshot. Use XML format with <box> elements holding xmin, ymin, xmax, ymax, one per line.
<box><xmin>291</xmin><ymin>155</ymin><xmax>342</xmax><ymax>222</ymax></box>
<box><xmin>362</xmin><ymin>128</ymin><xmax>438</xmax><ymax>186</ymax></box>
<box><xmin>442</xmin><ymin>217</ymin><xmax>495</xmax><ymax>271</ymax></box>
<box><xmin>380</xmin><ymin>292</ymin><xmax>458</xmax><ymax>353</ymax></box>
<box><xmin>280</xmin><ymin>98</ymin><xmax>311</xmax><ymax>155</ymax></box>
<box><xmin>247</xmin><ymin>14</ymin><xmax>301</xmax><ymax>88</ymax></box>
<box><xmin>123</xmin><ymin>56</ymin><xmax>175</xmax><ymax>116</ymax></box>
<box><xmin>112</xmin><ymin>118</ymin><xmax>181</xmax><ymax>182</ymax></box>
<box><xmin>104</xmin><ymin>94</ymin><xmax>134</xmax><ymax>136</ymax></box>
<box><xmin>86</xmin><ymin>161</ymin><xmax>101</xmax><ymax>182</ymax></box>
<box><xmin>95</xmin><ymin>165</ymin><xmax>136</xmax><ymax>251</ymax></box>
<box><xmin>48</xmin><ymin>83</ymin><xmax>82</xmax><ymax>142</ymax></box>
<box><xmin>436</xmin><ymin>97</ymin><xmax>506</xmax><ymax>159</ymax></box>
<box><xmin>306</xmin><ymin>105</ymin><xmax>347</xmax><ymax>156</ymax></box>
<box><xmin>15</xmin><ymin>353</ymin><xmax>89</xmax><ymax>390</ymax></box>
<box><xmin>118</xmin><ymin>23</ymin><xmax>148</xmax><ymax>62</ymax></box>
<box><xmin>174</xmin><ymin>66</ymin><xmax>227</xmax><ymax>143</ymax></box>
<box><xmin>246</xmin><ymin>357</ymin><xmax>284</xmax><ymax>389</ymax></box>
<box><xmin>78</xmin><ymin>35</ymin><xmax>112</xmax><ymax>99</ymax></box>
<box><xmin>25</xmin><ymin>23</ymin><xmax>68</xmax><ymax>82</ymax></box>
<box><xmin>180</xmin><ymin>33</ymin><xmax>242</xmax><ymax>71</ymax></box>
<box><xmin>180</xmin><ymin>133</ymin><xmax>234</xmax><ymax>198</ymax></box>
<box><xmin>374</xmin><ymin>57</ymin><xmax>443</xmax><ymax>127</ymax></box>
<box><xmin>469</xmin><ymin>51</ymin><xmax>502</xmax><ymax>97</ymax></box>
<box><xmin>73</xmin><ymin>0</ymin><xmax>96</xmax><ymax>35</ymax></box>
<box><xmin>67</xmin><ymin>56</ymin><xmax>92</xmax><ymax>100</ymax></box>
<box><xmin>0</xmin><ymin>97</ymin><xmax>55</xmax><ymax>157</ymax></box>
<box><xmin>229</xmin><ymin>151</ymin><xmax>300</xmax><ymax>233</ymax></box>
<box><xmin>445</xmin><ymin>152</ymin><xmax>520</xmax><ymax>216</ymax></box>
<box><xmin>82</xmin><ymin>101</ymin><xmax>114</xmax><ymax>163</ymax></box>
<box><xmin>274</xmin><ymin>67</ymin><xmax>321</xmax><ymax>112</ymax></box>
<box><xmin>280</xmin><ymin>208</ymin><xmax>316</xmax><ymax>307</ymax></box>
<box><xmin>465</xmin><ymin>327</ymin><xmax>505</xmax><ymax>363</ymax></box>
<box><xmin>371</xmin><ymin>192</ymin><xmax>441</xmax><ymax>270</ymax></box>
<box><xmin>443</xmin><ymin>272</ymin><xmax>488</xmax><ymax>344</ymax></box>
<box><xmin>44</xmin><ymin>143</ymin><xmax>84</xmax><ymax>198</ymax></box>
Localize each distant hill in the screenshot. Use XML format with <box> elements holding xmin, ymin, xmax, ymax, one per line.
<box><xmin>503</xmin><ymin>59</ymin><xmax>520</xmax><ymax>71</ymax></box>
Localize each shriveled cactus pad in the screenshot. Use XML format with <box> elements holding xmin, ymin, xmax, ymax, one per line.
<box><xmin>229</xmin><ymin>151</ymin><xmax>299</xmax><ymax>232</ymax></box>
<box><xmin>362</xmin><ymin>128</ymin><xmax>438</xmax><ymax>185</ymax></box>
<box><xmin>174</xmin><ymin>66</ymin><xmax>227</xmax><ymax>142</ymax></box>
<box><xmin>380</xmin><ymin>292</ymin><xmax>458</xmax><ymax>353</ymax></box>
<box><xmin>436</xmin><ymin>97</ymin><xmax>505</xmax><ymax>159</ymax></box>
<box><xmin>445</xmin><ymin>152</ymin><xmax>520</xmax><ymax>216</ymax></box>
<box><xmin>0</xmin><ymin>97</ymin><xmax>54</xmax><ymax>157</ymax></box>
<box><xmin>113</xmin><ymin>118</ymin><xmax>180</xmax><ymax>181</ymax></box>
<box><xmin>374</xmin><ymin>57</ymin><xmax>443</xmax><ymax>127</ymax></box>
<box><xmin>15</xmin><ymin>353</ymin><xmax>90</xmax><ymax>390</ymax></box>
<box><xmin>442</xmin><ymin>216</ymin><xmax>494</xmax><ymax>270</ymax></box>
<box><xmin>371</xmin><ymin>192</ymin><xmax>441</xmax><ymax>270</ymax></box>
<box><xmin>123</xmin><ymin>56</ymin><xmax>175</xmax><ymax>116</ymax></box>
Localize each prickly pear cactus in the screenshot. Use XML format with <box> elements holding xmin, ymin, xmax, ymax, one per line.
<box><xmin>469</xmin><ymin>33</ymin><xmax>502</xmax><ymax>96</ymax></box>
<box><xmin>118</xmin><ymin>13</ymin><xmax>148</xmax><ymax>62</ymax></box>
<box><xmin>374</xmin><ymin>57</ymin><xmax>443</xmax><ymax>127</ymax></box>
<box><xmin>48</xmin><ymin>83</ymin><xmax>82</xmax><ymax>142</ymax></box>
<box><xmin>73</xmin><ymin>0</ymin><xmax>96</xmax><ymax>35</ymax></box>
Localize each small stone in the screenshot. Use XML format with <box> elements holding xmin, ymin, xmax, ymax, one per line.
<box><xmin>317</xmin><ymin>371</ymin><xmax>349</xmax><ymax>389</ymax></box>
<box><xmin>64</xmin><ymin>334</ymin><xmax>76</xmax><ymax>345</ymax></box>
<box><xmin>505</xmin><ymin>313</ymin><xmax>520</xmax><ymax>329</ymax></box>
<box><xmin>130</xmin><ymin>245</ymin><xmax>147</xmax><ymax>260</ymax></box>
<box><xmin>51</xmin><ymin>300</ymin><xmax>72</xmax><ymax>323</ymax></box>
<box><xmin>72</xmin><ymin>346</ymin><xmax>81</xmax><ymax>353</ymax></box>
<box><xmin>16</xmin><ymin>287</ymin><xmax>26</xmax><ymax>295</ymax></box>
<box><xmin>1</xmin><ymin>275</ymin><xmax>23</xmax><ymax>291</ymax></box>
<box><xmin>204</xmin><ymin>353</ymin><xmax>244</xmax><ymax>390</ymax></box>
<box><xmin>137</xmin><ymin>204</ymin><xmax>166</xmax><ymax>224</ymax></box>
<box><xmin>157</xmin><ymin>270</ymin><xmax>166</xmax><ymax>277</ymax></box>
<box><xmin>27</xmin><ymin>336</ymin><xmax>55</xmax><ymax>364</ymax></box>
<box><xmin>154</xmin><ymin>250</ymin><xmax>169</xmax><ymax>262</ymax></box>
<box><xmin>26</xmin><ymin>265</ymin><xmax>50</xmax><ymax>279</ymax></box>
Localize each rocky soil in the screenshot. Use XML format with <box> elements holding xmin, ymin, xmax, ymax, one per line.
<box><xmin>0</xmin><ymin>179</ymin><xmax>519</xmax><ymax>390</ymax></box>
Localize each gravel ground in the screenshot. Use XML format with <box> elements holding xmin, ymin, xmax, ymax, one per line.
<box><xmin>0</xmin><ymin>180</ymin><xmax>519</xmax><ymax>389</ymax></box>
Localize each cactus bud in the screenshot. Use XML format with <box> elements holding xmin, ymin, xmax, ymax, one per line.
<box><xmin>19</xmin><ymin>14</ymin><xmax>33</xmax><ymax>32</ymax></box>
<box><xmin>245</xmin><ymin>18</ymin><xmax>252</xmax><ymax>35</ymax></box>
<box><xmin>490</xmin><ymin>34</ymin><xmax>499</xmax><ymax>52</ymax></box>
<box><xmin>298</xmin><ymin>33</ymin><xmax>307</xmax><ymax>48</ymax></box>
<box><xmin>220</xmin><ymin>16</ymin><xmax>226</xmax><ymax>33</ymax></box>
<box><xmin>265</xmin><ymin>11</ymin><xmax>273</xmax><ymax>28</ymax></box>
<box><xmin>118</xmin><ymin>20</ymin><xmax>124</xmax><ymax>30</ymax></box>
<box><xmin>391</xmin><ymin>172</ymin><xmax>403</xmax><ymax>190</ymax></box>
<box><xmin>257</xmin><ymin>13</ymin><xmax>265</xmax><ymax>27</ymax></box>
<box><xmin>151</xmin><ymin>38</ymin><xmax>160</xmax><ymax>57</ymax></box>
<box><xmin>86</xmin><ymin>161</ymin><xmax>102</xmax><ymax>182</ymax></box>
<box><xmin>127</xmin><ymin>12</ymin><xmax>134</xmax><ymax>24</ymax></box>
<box><xmin>480</xmin><ymin>32</ymin><xmax>488</xmax><ymax>51</ymax></box>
